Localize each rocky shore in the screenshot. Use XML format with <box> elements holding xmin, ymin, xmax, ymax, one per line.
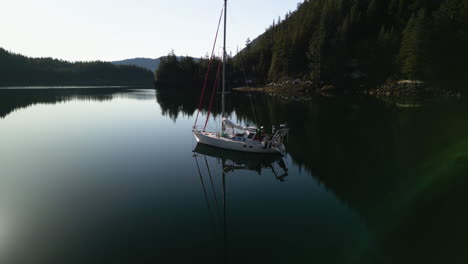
<box><xmin>232</xmin><ymin>79</ymin><xmax>341</xmax><ymax>101</ymax></box>
<box><xmin>361</xmin><ymin>80</ymin><xmax>461</xmax><ymax>99</ymax></box>
<box><xmin>234</xmin><ymin>79</ymin><xmax>462</xmax><ymax>102</ymax></box>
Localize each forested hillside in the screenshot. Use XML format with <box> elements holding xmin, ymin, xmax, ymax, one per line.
<box><xmin>154</xmin><ymin>51</ymin><xmax>226</xmax><ymax>91</ymax></box>
<box><xmin>0</xmin><ymin>48</ymin><xmax>154</xmax><ymax>87</ymax></box>
<box><xmin>234</xmin><ymin>0</ymin><xmax>468</xmax><ymax>88</ymax></box>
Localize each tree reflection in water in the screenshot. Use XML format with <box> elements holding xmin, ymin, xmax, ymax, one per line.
<box><xmin>159</xmin><ymin>88</ymin><xmax>468</xmax><ymax>264</ymax></box>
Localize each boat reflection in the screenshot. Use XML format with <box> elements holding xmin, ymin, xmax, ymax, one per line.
<box><xmin>193</xmin><ymin>143</ymin><xmax>288</xmax><ymax>181</ymax></box>
<box><xmin>192</xmin><ymin>143</ymin><xmax>289</xmax><ymax>262</ymax></box>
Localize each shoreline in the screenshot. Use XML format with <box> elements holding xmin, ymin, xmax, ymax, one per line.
<box><xmin>233</xmin><ymin>80</ymin><xmax>463</xmax><ymax>102</ymax></box>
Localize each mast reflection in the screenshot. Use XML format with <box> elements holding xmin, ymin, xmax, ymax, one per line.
<box><xmin>193</xmin><ymin>143</ymin><xmax>289</xmax><ymax>262</ymax></box>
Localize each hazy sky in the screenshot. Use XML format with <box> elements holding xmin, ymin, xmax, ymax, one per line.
<box><xmin>0</xmin><ymin>0</ymin><xmax>302</xmax><ymax>62</ymax></box>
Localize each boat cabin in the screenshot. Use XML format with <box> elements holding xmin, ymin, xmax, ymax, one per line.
<box><xmin>232</xmin><ymin>130</ymin><xmax>264</xmax><ymax>142</ymax></box>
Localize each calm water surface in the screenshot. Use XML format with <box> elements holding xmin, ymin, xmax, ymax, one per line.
<box><xmin>0</xmin><ymin>88</ymin><xmax>467</xmax><ymax>264</ymax></box>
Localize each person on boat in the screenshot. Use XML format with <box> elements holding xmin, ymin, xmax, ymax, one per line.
<box><xmin>254</xmin><ymin>127</ymin><xmax>264</xmax><ymax>141</ymax></box>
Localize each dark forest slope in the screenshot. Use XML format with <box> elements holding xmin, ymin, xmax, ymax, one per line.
<box><xmin>0</xmin><ymin>48</ymin><xmax>154</xmax><ymax>87</ymax></box>
<box><xmin>233</xmin><ymin>0</ymin><xmax>468</xmax><ymax>89</ymax></box>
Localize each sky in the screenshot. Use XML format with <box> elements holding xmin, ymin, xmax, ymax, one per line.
<box><xmin>0</xmin><ymin>0</ymin><xmax>303</xmax><ymax>62</ymax></box>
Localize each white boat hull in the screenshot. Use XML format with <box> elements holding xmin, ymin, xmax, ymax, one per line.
<box><xmin>193</xmin><ymin>130</ymin><xmax>283</xmax><ymax>154</ymax></box>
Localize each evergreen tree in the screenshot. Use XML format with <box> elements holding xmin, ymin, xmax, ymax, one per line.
<box><xmin>399</xmin><ymin>9</ymin><xmax>431</xmax><ymax>80</ymax></box>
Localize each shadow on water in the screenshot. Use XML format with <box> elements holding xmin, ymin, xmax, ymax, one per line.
<box><xmin>158</xmin><ymin>88</ymin><xmax>468</xmax><ymax>263</ymax></box>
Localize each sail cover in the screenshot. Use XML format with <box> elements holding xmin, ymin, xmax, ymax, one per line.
<box><xmin>223</xmin><ymin>118</ymin><xmax>257</xmax><ymax>132</ymax></box>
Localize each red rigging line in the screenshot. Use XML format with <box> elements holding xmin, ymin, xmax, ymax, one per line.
<box><xmin>194</xmin><ymin>7</ymin><xmax>224</xmax><ymax>129</ymax></box>
<box><xmin>204</xmin><ymin>60</ymin><xmax>222</xmax><ymax>131</ymax></box>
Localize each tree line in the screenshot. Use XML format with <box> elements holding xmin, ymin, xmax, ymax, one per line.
<box><xmin>156</xmin><ymin>0</ymin><xmax>468</xmax><ymax>90</ymax></box>
<box><xmin>0</xmin><ymin>48</ymin><xmax>154</xmax><ymax>86</ymax></box>
<box><xmin>154</xmin><ymin>50</ymin><xmax>231</xmax><ymax>93</ymax></box>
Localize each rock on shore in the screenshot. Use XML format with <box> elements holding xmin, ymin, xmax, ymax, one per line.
<box><xmin>363</xmin><ymin>80</ymin><xmax>460</xmax><ymax>98</ymax></box>
<box><xmin>232</xmin><ymin>79</ymin><xmax>342</xmax><ymax>100</ymax></box>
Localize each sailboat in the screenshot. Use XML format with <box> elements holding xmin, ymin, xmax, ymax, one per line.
<box><xmin>192</xmin><ymin>0</ymin><xmax>289</xmax><ymax>155</ymax></box>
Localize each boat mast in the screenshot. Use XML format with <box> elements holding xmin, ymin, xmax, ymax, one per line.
<box><xmin>221</xmin><ymin>0</ymin><xmax>227</xmax><ymax>130</ymax></box>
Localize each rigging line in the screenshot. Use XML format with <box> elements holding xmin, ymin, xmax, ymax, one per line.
<box><xmin>249</xmin><ymin>94</ymin><xmax>258</xmax><ymax>125</ymax></box>
<box><xmin>194</xmin><ymin>153</ymin><xmax>218</xmax><ymax>231</ymax></box>
<box><xmin>204</xmin><ymin>60</ymin><xmax>222</xmax><ymax>131</ymax></box>
<box><xmin>238</xmin><ymin>48</ymin><xmax>258</xmax><ymax>125</ymax></box>
<box><xmin>194</xmin><ymin>7</ymin><xmax>224</xmax><ymax>129</ymax></box>
<box><xmin>239</xmin><ymin>52</ymin><xmax>249</xmax><ymax>88</ymax></box>
<box><xmin>204</xmin><ymin>155</ymin><xmax>221</xmax><ymax>218</ymax></box>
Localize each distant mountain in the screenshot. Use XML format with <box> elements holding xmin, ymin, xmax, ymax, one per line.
<box><xmin>112</xmin><ymin>56</ymin><xmax>200</xmax><ymax>73</ymax></box>
<box><xmin>111</xmin><ymin>58</ymin><xmax>161</xmax><ymax>73</ymax></box>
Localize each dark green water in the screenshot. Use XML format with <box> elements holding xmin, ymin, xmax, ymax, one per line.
<box><xmin>0</xmin><ymin>88</ymin><xmax>467</xmax><ymax>264</ymax></box>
